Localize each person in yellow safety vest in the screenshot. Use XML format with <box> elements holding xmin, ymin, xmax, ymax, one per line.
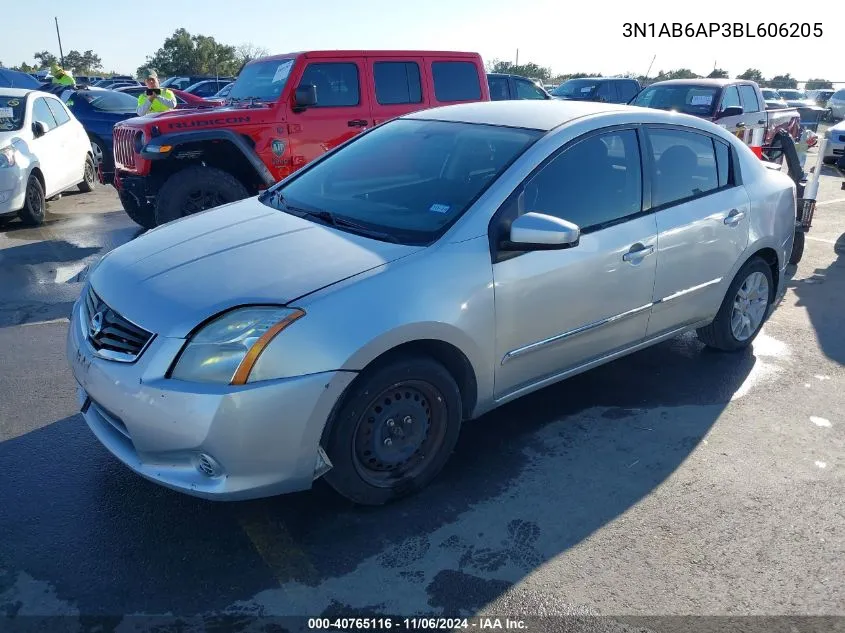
<box><xmin>51</xmin><ymin>66</ymin><xmax>76</xmax><ymax>87</ymax></box>
<box><xmin>136</xmin><ymin>70</ymin><xmax>177</xmax><ymax>116</ymax></box>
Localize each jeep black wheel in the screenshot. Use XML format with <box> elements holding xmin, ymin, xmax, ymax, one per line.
<box><xmin>155</xmin><ymin>166</ymin><xmax>249</xmax><ymax>225</ymax></box>
<box><xmin>119</xmin><ymin>190</ymin><xmax>156</xmax><ymax>229</ymax></box>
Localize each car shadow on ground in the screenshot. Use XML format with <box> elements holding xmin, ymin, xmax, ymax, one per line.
<box><xmin>789</xmin><ymin>231</ymin><xmax>845</xmax><ymax>364</ymax></box>
<box><xmin>0</xmin><ymin>328</ymin><xmax>762</xmax><ymax>617</ymax></box>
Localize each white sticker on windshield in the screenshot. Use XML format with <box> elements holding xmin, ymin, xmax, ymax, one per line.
<box><xmin>272</xmin><ymin>61</ymin><xmax>294</xmax><ymax>84</ymax></box>
<box><xmin>429</xmin><ymin>203</ymin><xmax>450</xmax><ymax>214</ymax></box>
<box><xmin>690</xmin><ymin>95</ymin><xmax>713</xmax><ymax>106</ymax></box>
<box><xmin>0</xmin><ymin>107</ymin><xmax>14</xmax><ymax>118</ymax></box>
<box><xmin>580</xmin><ymin>87</ymin><xmax>592</xmax><ymax>93</ymax></box>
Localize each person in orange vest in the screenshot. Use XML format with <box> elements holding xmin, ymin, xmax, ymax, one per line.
<box><xmin>136</xmin><ymin>71</ymin><xmax>176</xmax><ymax>116</ymax></box>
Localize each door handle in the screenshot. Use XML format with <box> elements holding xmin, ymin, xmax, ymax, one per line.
<box><xmin>757</xmin><ymin>119</ymin><xmax>766</xmax><ymax>124</ymax></box>
<box><xmin>347</xmin><ymin>119</ymin><xmax>368</xmax><ymax>128</ymax></box>
<box><xmin>622</xmin><ymin>243</ymin><xmax>654</xmax><ymax>263</ymax></box>
<box><xmin>724</xmin><ymin>209</ymin><xmax>746</xmax><ymax>226</ymax></box>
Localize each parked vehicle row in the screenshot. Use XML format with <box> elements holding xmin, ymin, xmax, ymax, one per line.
<box><xmin>0</xmin><ymin>88</ymin><xmax>96</xmax><ymax>226</ymax></box>
<box><xmin>69</xmin><ymin>99</ymin><xmax>798</xmax><ymax>505</ymax></box>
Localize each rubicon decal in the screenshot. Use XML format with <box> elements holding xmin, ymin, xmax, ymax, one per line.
<box><xmin>168</xmin><ymin>116</ymin><xmax>251</xmax><ymax>129</ymax></box>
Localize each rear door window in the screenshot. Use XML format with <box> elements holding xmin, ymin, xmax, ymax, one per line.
<box><xmin>299</xmin><ymin>62</ymin><xmax>360</xmax><ymax>107</ymax></box>
<box><xmin>738</xmin><ymin>85</ymin><xmax>761</xmax><ymax>112</ymax></box>
<box><xmin>45</xmin><ymin>98</ymin><xmax>71</xmax><ymax>125</ymax></box>
<box><xmin>596</xmin><ymin>81</ymin><xmax>616</xmax><ymax>102</ymax></box>
<box><xmin>617</xmin><ymin>81</ymin><xmax>639</xmax><ymax>103</ymax></box>
<box><xmin>646</xmin><ymin>128</ymin><xmax>721</xmax><ymax>208</ymax></box>
<box><xmin>374</xmin><ymin>62</ymin><xmax>422</xmax><ymax>105</ymax></box>
<box><xmin>719</xmin><ymin>86</ymin><xmax>742</xmax><ymax>112</ymax></box>
<box><xmin>487</xmin><ymin>75</ymin><xmax>510</xmax><ymax>101</ymax></box>
<box><xmin>431</xmin><ymin>61</ymin><xmax>482</xmax><ymax>102</ymax></box>
<box><xmin>514</xmin><ymin>78</ymin><xmax>547</xmax><ymax>100</ymax></box>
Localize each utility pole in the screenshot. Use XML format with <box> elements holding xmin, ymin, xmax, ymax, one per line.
<box><xmin>515</xmin><ymin>49</ymin><xmax>519</xmax><ymax>66</ymax></box>
<box><xmin>55</xmin><ymin>17</ymin><xmax>65</xmax><ymax>67</ymax></box>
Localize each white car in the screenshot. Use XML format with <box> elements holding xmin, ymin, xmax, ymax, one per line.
<box><xmin>0</xmin><ymin>88</ymin><xmax>96</xmax><ymax>226</ymax></box>
<box><xmin>823</xmin><ymin>118</ymin><xmax>845</xmax><ymax>165</ymax></box>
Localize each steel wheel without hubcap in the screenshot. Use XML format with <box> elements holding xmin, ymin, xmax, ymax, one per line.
<box><xmin>731</xmin><ymin>271</ymin><xmax>769</xmax><ymax>341</ymax></box>
<box><xmin>352</xmin><ymin>380</ymin><xmax>448</xmax><ymax>487</ymax></box>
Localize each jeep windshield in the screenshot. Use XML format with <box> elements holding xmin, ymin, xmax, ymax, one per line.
<box><xmin>261</xmin><ymin>119</ymin><xmax>542</xmax><ymax>246</ymax></box>
<box><xmin>629</xmin><ymin>85</ymin><xmax>721</xmax><ymax>117</ymax></box>
<box><xmin>227</xmin><ymin>58</ymin><xmax>294</xmax><ymax>102</ymax></box>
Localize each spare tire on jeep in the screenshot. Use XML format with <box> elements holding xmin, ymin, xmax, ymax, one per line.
<box><xmin>155</xmin><ymin>166</ymin><xmax>250</xmax><ymax>225</ymax></box>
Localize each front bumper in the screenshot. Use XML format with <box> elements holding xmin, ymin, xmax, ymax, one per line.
<box><xmin>0</xmin><ymin>166</ymin><xmax>27</xmax><ymax>216</ymax></box>
<box><xmin>823</xmin><ymin>137</ymin><xmax>844</xmax><ymax>160</ymax></box>
<box><xmin>66</xmin><ymin>296</ymin><xmax>355</xmax><ymax>500</ymax></box>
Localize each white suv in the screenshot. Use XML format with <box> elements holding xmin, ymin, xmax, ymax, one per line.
<box><xmin>0</xmin><ymin>88</ymin><xmax>96</xmax><ymax>226</ymax></box>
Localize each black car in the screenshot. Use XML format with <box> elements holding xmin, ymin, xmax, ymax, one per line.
<box><xmin>550</xmin><ymin>77</ymin><xmax>641</xmax><ymax>104</ymax></box>
<box><xmin>487</xmin><ymin>73</ymin><xmax>552</xmax><ymax>101</ymax></box>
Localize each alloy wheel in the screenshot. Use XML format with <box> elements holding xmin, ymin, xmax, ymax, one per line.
<box><xmin>730</xmin><ymin>271</ymin><xmax>769</xmax><ymax>341</ymax></box>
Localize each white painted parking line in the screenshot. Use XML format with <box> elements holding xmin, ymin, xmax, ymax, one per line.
<box><xmin>806</xmin><ymin>236</ymin><xmax>838</xmax><ymax>245</ymax></box>
<box><xmin>815</xmin><ymin>197</ymin><xmax>845</xmax><ymax>207</ymax></box>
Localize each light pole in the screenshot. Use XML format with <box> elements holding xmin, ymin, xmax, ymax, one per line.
<box><xmin>55</xmin><ymin>17</ymin><xmax>65</xmax><ymax>66</ymax></box>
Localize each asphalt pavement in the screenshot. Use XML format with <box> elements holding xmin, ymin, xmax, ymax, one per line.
<box><xmin>1</xmin><ymin>154</ymin><xmax>844</xmax><ymax>632</ymax></box>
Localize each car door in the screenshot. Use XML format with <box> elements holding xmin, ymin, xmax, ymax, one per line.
<box><xmin>714</xmin><ymin>85</ymin><xmax>754</xmax><ymax>145</ymax></box>
<box><xmin>367</xmin><ymin>57</ymin><xmax>430</xmax><ymax>125</ymax></box>
<box><xmin>28</xmin><ymin>96</ymin><xmax>62</xmax><ymax>196</ymax></box>
<box><xmin>643</xmin><ymin>126</ymin><xmax>750</xmax><ymax>337</ymax></box>
<box><xmin>44</xmin><ymin>96</ymin><xmax>84</xmax><ymax>187</ymax></box>
<box><xmin>737</xmin><ymin>84</ymin><xmax>766</xmax><ymax>151</ymax></box>
<box><xmin>492</xmin><ymin>127</ymin><xmax>658</xmax><ymax>399</ymax></box>
<box><xmin>288</xmin><ymin>58</ymin><xmax>372</xmax><ymax>167</ymax></box>
<box><xmin>595</xmin><ymin>81</ymin><xmax>616</xmax><ymax>103</ymax></box>
<box><xmin>513</xmin><ymin>77</ymin><xmax>549</xmax><ymax>100</ymax></box>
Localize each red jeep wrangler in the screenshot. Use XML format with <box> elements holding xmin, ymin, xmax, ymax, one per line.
<box><xmin>109</xmin><ymin>50</ymin><xmax>490</xmax><ymax>228</ymax></box>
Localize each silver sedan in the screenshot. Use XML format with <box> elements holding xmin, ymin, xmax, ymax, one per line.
<box><xmin>67</xmin><ymin>100</ymin><xmax>797</xmax><ymax>505</ymax></box>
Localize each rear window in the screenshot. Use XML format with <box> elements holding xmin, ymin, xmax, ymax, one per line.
<box><xmin>431</xmin><ymin>62</ymin><xmax>482</xmax><ymax>102</ymax></box>
<box><xmin>73</xmin><ymin>90</ymin><xmax>138</xmax><ymax>113</ymax></box>
<box><xmin>374</xmin><ymin>62</ymin><xmax>422</xmax><ymax>105</ymax></box>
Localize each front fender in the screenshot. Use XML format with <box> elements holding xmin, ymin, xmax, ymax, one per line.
<box><xmin>140</xmin><ymin>129</ymin><xmax>275</xmax><ymax>186</ymax></box>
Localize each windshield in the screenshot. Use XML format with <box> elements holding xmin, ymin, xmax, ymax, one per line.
<box><xmin>74</xmin><ymin>90</ymin><xmax>138</xmax><ymax>113</ymax></box>
<box><xmin>630</xmin><ymin>85</ymin><xmax>720</xmax><ymax>116</ymax></box>
<box><xmin>263</xmin><ymin>119</ymin><xmax>542</xmax><ymax>245</ymax></box>
<box><xmin>551</xmin><ymin>79</ymin><xmax>600</xmax><ymax>98</ymax></box>
<box><xmin>0</xmin><ymin>95</ymin><xmax>27</xmax><ymax>131</ymax></box>
<box><xmin>778</xmin><ymin>89</ymin><xmax>805</xmax><ymax>100</ymax></box>
<box><xmin>228</xmin><ymin>59</ymin><xmax>294</xmax><ymax>102</ymax></box>
<box><xmin>761</xmin><ymin>89</ymin><xmax>782</xmax><ymax>100</ymax></box>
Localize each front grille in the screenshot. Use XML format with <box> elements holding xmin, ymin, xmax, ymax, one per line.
<box><xmin>83</xmin><ymin>286</ymin><xmax>153</xmax><ymax>362</ymax></box>
<box><xmin>114</xmin><ymin>126</ymin><xmax>137</xmax><ymax>170</ymax></box>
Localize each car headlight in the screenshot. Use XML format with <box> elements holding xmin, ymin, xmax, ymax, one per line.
<box><xmin>0</xmin><ymin>145</ymin><xmax>16</xmax><ymax>168</ymax></box>
<box><xmin>171</xmin><ymin>307</ymin><xmax>304</xmax><ymax>385</ymax></box>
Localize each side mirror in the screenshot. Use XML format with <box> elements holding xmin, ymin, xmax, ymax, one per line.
<box><xmin>718</xmin><ymin>105</ymin><xmax>743</xmax><ymax>118</ymax></box>
<box><xmin>503</xmin><ymin>212</ymin><xmax>580</xmax><ymax>251</ymax></box>
<box><xmin>293</xmin><ymin>84</ymin><xmax>317</xmax><ymax>111</ymax></box>
<box><xmin>32</xmin><ymin>121</ymin><xmax>48</xmax><ymax>138</ymax></box>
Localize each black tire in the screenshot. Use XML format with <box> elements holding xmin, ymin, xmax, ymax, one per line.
<box><xmin>789</xmin><ymin>230</ymin><xmax>805</xmax><ymax>265</ymax></box>
<box><xmin>696</xmin><ymin>257</ymin><xmax>773</xmax><ymax>352</ymax></box>
<box><xmin>322</xmin><ymin>356</ymin><xmax>463</xmax><ymax>505</ymax></box>
<box><xmin>77</xmin><ymin>154</ymin><xmax>96</xmax><ymax>193</ymax></box>
<box><xmin>119</xmin><ymin>190</ymin><xmax>156</xmax><ymax>229</ymax></box>
<box><xmin>18</xmin><ymin>175</ymin><xmax>46</xmax><ymax>226</ymax></box>
<box><xmin>155</xmin><ymin>166</ymin><xmax>249</xmax><ymax>225</ymax></box>
<box><xmin>89</xmin><ymin>136</ymin><xmax>113</xmax><ymax>173</ymax></box>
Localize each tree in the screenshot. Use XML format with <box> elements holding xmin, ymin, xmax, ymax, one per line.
<box><xmin>11</xmin><ymin>61</ymin><xmax>38</xmax><ymax>73</ymax></box>
<box><xmin>139</xmin><ymin>28</ymin><xmax>240</xmax><ymax>78</ymax></box>
<box><xmin>33</xmin><ymin>50</ymin><xmax>58</xmax><ymax>69</ymax></box>
<box><xmin>486</xmin><ymin>59</ymin><xmax>553</xmax><ymax>81</ymax></box>
<box><xmin>654</xmin><ymin>68</ymin><xmax>701</xmax><ymax>81</ymax></box>
<box><xmin>766</xmin><ymin>74</ymin><xmax>798</xmax><ymax>89</ymax></box>
<box><xmin>707</xmin><ymin>68</ymin><xmax>729</xmax><ymax>79</ymax></box>
<box><xmin>805</xmin><ymin>78</ymin><xmax>833</xmax><ymax>90</ymax></box>
<box><xmin>236</xmin><ymin>43</ymin><xmax>269</xmax><ymax>66</ymax></box>
<box><xmin>736</xmin><ymin>68</ymin><xmax>764</xmax><ymax>82</ymax></box>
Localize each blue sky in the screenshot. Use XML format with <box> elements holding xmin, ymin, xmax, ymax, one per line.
<box><xmin>1</xmin><ymin>0</ymin><xmax>841</xmax><ymax>84</ymax></box>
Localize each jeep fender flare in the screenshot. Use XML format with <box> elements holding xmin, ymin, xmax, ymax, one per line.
<box><xmin>140</xmin><ymin>129</ymin><xmax>275</xmax><ymax>187</ymax></box>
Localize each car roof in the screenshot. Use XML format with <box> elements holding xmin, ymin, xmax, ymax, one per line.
<box><xmin>256</xmin><ymin>50</ymin><xmax>480</xmax><ymax>63</ymax></box>
<box><xmin>402</xmin><ymin>99</ymin><xmax>629</xmax><ymax>131</ymax></box>
<box><xmin>0</xmin><ymin>87</ymin><xmax>32</xmax><ymax>97</ymax></box>
<box><xmin>648</xmin><ymin>78</ymin><xmax>755</xmax><ymax>87</ymax></box>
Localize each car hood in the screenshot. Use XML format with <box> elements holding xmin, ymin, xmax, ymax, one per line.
<box><xmin>90</xmin><ymin>198</ymin><xmax>421</xmax><ymax>337</ymax></box>
<box><xmin>0</xmin><ymin>131</ymin><xmax>25</xmax><ymax>147</ymax></box>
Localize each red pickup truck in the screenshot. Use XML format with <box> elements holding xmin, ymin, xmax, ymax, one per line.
<box><xmin>109</xmin><ymin>50</ymin><xmax>490</xmax><ymax>228</ymax></box>
<box><xmin>629</xmin><ymin>79</ymin><xmax>801</xmax><ymax>157</ymax></box>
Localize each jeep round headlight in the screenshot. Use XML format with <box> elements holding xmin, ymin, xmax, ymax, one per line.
<box><xmin>171</xmin><ymin>307</ymin><xmax>304</xmax><ymax>384</ymax></box>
